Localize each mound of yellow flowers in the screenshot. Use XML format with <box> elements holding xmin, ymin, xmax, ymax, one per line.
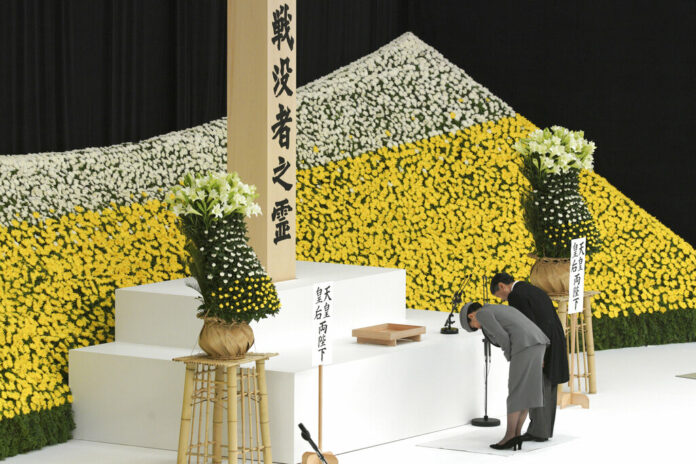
<box><xmin>0</xmin><ymin>199</ymin><xmax>187</xmax><ymax>456</ymax></box>
<box><xmin>296</xmin><ymin>114</ymin><xmax>696</xmax><ymax>327</ymax></box>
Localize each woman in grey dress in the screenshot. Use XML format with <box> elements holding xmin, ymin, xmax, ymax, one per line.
<box><xmin>462</xmin><ymin>302</ymin><xmax>550</xmax><ymax>450</ymax></box>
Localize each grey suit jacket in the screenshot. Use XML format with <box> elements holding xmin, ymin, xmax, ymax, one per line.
<box><xmin>476</xmin><ymin>304</ymin><xmax>550</xmax><ymax>361</ymax></box>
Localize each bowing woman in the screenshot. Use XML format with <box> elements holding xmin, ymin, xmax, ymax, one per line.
<box><xmin>461</xmin><ymin>302</ymin><xmax>550</xmax><ymax>451</ymax></box>
<box><xmin>490</xmin><ymin>272</ymin><xmax>569</xmax><ymax>442</ymax></box>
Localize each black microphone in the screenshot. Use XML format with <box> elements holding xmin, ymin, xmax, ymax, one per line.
<box><xmin>441</xmin><ymin>275</ymin><xmax>471</xmax><ymax>334</ymax></box>
<box><xmin>298</xmin><ymin>423</ymin><xmax>329</xmax><ymax>464</ymax></box>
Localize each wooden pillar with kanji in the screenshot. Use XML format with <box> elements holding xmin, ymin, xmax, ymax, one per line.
<box><xmin>227</xmin><ymin>0</ymin><xmax>297</xmax><ymax>282</ymax></box>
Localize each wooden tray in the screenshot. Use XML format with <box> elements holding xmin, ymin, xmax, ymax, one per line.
<box><xmin>352</xmin><ymin>323</ymin><xmax>426</xmax><ymax>346</ymax></box>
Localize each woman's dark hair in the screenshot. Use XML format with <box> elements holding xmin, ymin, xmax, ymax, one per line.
<box><xmin>490</xmin><ymin>272</ymin><xmax>514</xmax><ymax>294</ymax></box>
<box><xmin>467</xmin><ymin>302</ymin><xmax>482</xmax><ymax>318</ymax></box>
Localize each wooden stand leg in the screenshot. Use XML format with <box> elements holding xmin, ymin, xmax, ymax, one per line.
<box><xmin>227</xmin><ymin>367</ymin><xmax>238</xmax><ymax>464</ymax></box>
<box><xmin>318</xmin><ymin>365</ymin><xmax>323</xmax><ymax>451</ymax></box>
<box><xmin>555</xmin><ymin>301</ymin><xmax>569</xmax><ymax>407</ymax></box>
<box><xmin>256</xmin><ymin>360</ymin><xmax>272</xmax><ymax>464</ymax></box>
<box><xmin>213</xmin><ymin>366</ymin><xmax>224</xmax><ymax>464</ymax></box>
<box><xmin>584</xmin><ymin>296</ymin><xmax>597</xmax><ymax>393</ymax></box>
<box><xmin>557</xmin><ymin>384</ymin><xmax>563</xmax><ymax>405</ymax></box>
<box><xmin>245</xmin><ymin>370</ymin><xmax>253</xmax><ymax>463</ymax></box>
<box><xmin>177</xmin><ymin>364</ymin><xmax>196</xmax><ymax>464</ymax></box>
<box><xmin>558</xmin><ymin>313</ymin><xmax>589</xmax><ymax>409</ymax></box>
<box><xmin>557</xmin><ymin>300</ymin><xmax>568</xmax><ymax>334</ymax></box>
<box><xmin>559</xmin><ymin>392</ymin><xmax>589</xmax><ymax>409</ymax></box>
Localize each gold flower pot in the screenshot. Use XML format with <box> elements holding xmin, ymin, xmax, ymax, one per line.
<box><xmin>529</xmin><ymin>255</ymin><xmax>571</xmax><ymax>295</ymax></box>
<box><xmin>198</xmin><ymin>318</ymin><xmax>254</xmax><ymax>359</ymax></box>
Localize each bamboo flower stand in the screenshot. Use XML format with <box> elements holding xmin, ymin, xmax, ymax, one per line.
<box><xmin>550</xmin><ymin>291</ymin><xmax>600</xmax><ymax>409</ymax></box>
<box><xmin>173</xmin><ymin>353</ymin><xmax>278</xmax><ymax>464</ymax></box>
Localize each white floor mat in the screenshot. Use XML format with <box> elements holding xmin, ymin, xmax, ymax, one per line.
<box><xmin>417</xmin><ymin>428</ymin><xmax>574</xmax><ymax>456</ymax></box>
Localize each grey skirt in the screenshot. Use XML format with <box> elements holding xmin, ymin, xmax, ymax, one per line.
<box><xmin>507</xmin><ymin>344</ymin><xmax>546</xmax><ymax>414</ymax></box>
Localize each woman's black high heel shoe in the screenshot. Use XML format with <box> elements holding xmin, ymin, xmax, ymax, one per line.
<box><xmin>490</xmin><ymin>436</ymin><xmax>523</xmax><ymax>451</ymax></box>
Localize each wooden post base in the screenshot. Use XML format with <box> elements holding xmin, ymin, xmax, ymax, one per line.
<box><xmin>302</xmin><ymin>451</ymin><xmax>339</xmax><ymax>464</ymax></box>
<box><xmin>558</xmin><ymin>390</ymin><xmax>589</xmax><ymax>409</ymax></box>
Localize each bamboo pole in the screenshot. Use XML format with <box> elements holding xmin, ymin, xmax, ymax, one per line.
<box><xmin>581</xmin><ymin>316</ymin><xmax>589</xmax><ymax>392</ymax></box>
<box><xmin>240</xmin><ymin>369</ymin><xmax>247</xmax><ymax>463</ymax></box>
<box><xmin>177</xmin><ymin>364</ymin><xmax>196</xmax><ymax>464</ymax></box>
<box><xmin>246</xmin><ymin>369</ymin><xmax>253</xmax><ymax>463</ymax></box>
<box><xmin>196</xmin><ymin>368</ymin><xmax>205</xmax><ymax>464</ymax></box>
<box><xmin>228</xmin><ymin>367</ymin><xmax>239</xmax><ymax>464</ymax></box>
<box><xmin>213</xmin><ymin>366</ymin><xmax>224</xmax><ymax>463</ymax></box>
<box><xmin>204</xmin><ymin>367</ymin><xmax>212</xmax><ymax>463</ymax></box>
<box><xmin>253</xmin><ymin>369</ymin><xmax>262</xmax><ymax>464</ymax></box>
<box><xmin>584</xmin><ymin>295</ymin><xmax>597</xmax><ymax>393</ymax></box>
<box><xmin>557</xmin><ymin>300</ymin><xmax>568</xmax><ymax>334</ymax></box>
<box><xmin>189</xmin><ymin>369</ymin><xmax>197</xmax><ymax>464</ymax></box>
<box><xmin>256</xmin><ymin>360</ymin><xmax>272</xmax><ymax>464</ymax></box>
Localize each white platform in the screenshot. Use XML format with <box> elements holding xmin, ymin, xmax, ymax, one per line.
<box><xmin>69</xmin><ymin>261</ymin><xmax>492</xmax><ymax>464</ymax></box>
<box><xmin>114</xmin><ymin>260</ymin><xmax>406</xmax><ymax>351</ymax></box>
<box><xmin>19</xmin><ymin>342</ymin><xmax>696</xmax><ymax>464</ymax></box>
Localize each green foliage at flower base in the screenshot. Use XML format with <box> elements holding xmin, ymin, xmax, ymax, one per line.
<box><xmin>522</xmin><ymin>170</ymin><xmax>602</xmax><ymax>258</ymax></box>
<box><xmin>179</xmin><ymin>213</ymin><xmax>280</xmax><ymax>324</ymax></box>
<box><xmin>593</xmin><ymin>307</ymin><xmax>696</xmax><ymax>350</ymax></box>
<box><xmin>0</xmin><ymin>404</ymin><xmax>74</xmax><ymax>460</ymax></box>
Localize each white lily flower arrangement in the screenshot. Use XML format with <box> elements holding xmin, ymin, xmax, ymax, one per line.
<box><xmin>515</xmin><ymin>126</ymin><xmax>602</xmax><ymax>258</ymax></box>
<box><xmin>166</xmin><ymin>171</ymin><xmax>261</xmax><ymax>227</ymax></box>
<box><xmin>514</xmin><ymin>125</ymin><xmax>597</xmax><ymax>177</ymax></box>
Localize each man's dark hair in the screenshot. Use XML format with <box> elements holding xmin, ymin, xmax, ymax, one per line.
<box><xmin>490</xmin><ymin>272</ymin><xmax>514</xmax><ymax>294</ymax></box>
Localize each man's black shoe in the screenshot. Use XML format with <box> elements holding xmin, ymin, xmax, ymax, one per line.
<box><xmin>521</xmin><ymin>432</ymin><xmax>548</xmax><ymax>442</ymax></box>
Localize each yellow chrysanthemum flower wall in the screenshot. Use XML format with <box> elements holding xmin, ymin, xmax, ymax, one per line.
<box><xmin>1</xmin><ymin>32</ymin><xmax>695</xmax><ymax>459</ymax></box>
<box><xmin>296</xmin><ymin>115</ymin><xmax>696</xmax><ymax>322</ymax></box>
<box><xmin>297</xmin><ymin>115</ymin><xmax>536</xmax><ymax>311</ymax></box>
<box><xmin>0</xmin><ymin>200</ymin><xmax>189</xmax><ymax>456</ymax></box>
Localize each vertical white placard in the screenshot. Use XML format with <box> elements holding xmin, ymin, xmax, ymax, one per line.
<box><xmin>312</xmin><ymin>281</ymin><xmax>334</xmax><ymax>366</ymax></box>
<box><xmin>568</xmin><ymin>237</ymin><xmax>587</xmax><ymax>314</ymax></box>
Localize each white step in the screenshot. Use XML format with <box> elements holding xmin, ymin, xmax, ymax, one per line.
<box><xmin>70</xmin><ymin>261</ymin><xmax>509</xmax><ymax>463</ymax></box>
<box><xmin>114</xmin><ymin>261</ymin><xmax>406</xmax><ymax>350</ymax></box>
<box><xmin>70</xmin><ymin>310</ymin><xmax>507</xmax><ymax>464</ymax></box>
<box><xmin>68</xmin><ymin>343</ymin><xmax>192</xmax><ymax>451</ymax></box>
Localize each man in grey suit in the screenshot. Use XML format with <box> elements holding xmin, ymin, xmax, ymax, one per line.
<box><xmin>462</xmin><ymin>302</ymin><xmax>549</xmax><ymax>450</ymax></box>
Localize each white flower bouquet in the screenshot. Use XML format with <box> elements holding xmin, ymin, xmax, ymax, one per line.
<box><xmin>514</xmin><ymin>126</ymin><xmax>596</xmax><ymax>179</ymax></box>
<box><xmin>166</xmin><ymin>171</ymin><xmax>279</xmax><ymax>325</ymax></box>
<box><xmin>166</xmin><ymin>171</ymin><xmax>261</xmax><ymax>228</ymax></box>
<box><xmin>515</xmin><ymin>126</ymin><xmax>601</xmax><ymax>258</ymax></box>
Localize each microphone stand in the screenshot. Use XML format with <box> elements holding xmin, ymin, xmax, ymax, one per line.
<box><xmin>471</xmin><ymin>335</ymin><xmax>500</xmax><ymax>427</ymax></box>
<box><xmin>441</xmin><ymin>275</ymin><xmax>471</xmax><ymax>334</ymax></box>
<box><xmin>472</xmin><ymin>275</ymin><xmax>500</xmax><ymax>427</ymax></box>
<box><xmin>298</xmin><ymin>423</ymin><xmax>329</xmax><ymax>464</ymax></box>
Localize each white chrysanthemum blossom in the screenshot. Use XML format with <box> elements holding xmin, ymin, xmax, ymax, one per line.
<box><xmin>0</xmin><ymin>119</ymin><xmax>227</xmax><ymax>226</ymax></box>
<box><xmin>1</xmin><ymin>32</ymin><xmax>514</xmax><ymax>227</ymax></box>
<box><xmin>296</xmin><ymin>32</ymin><xmax>515</xmax><ymax>168</ymax></box>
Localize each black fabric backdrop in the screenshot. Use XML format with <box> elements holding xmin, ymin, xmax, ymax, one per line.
<box><xmin>1</xmin><ymin>0</ymin><xmax>694</xmax><ymax>245</ymax></box>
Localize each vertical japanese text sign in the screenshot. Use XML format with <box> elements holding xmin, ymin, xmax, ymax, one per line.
<box><xmin>568</xmin><ymin>237</ymin><xmax>587</xmax><ymax>314</ymax></box>
<box><xmin>268</xmin><ymin>0</ymin><xmax>297</xmax><ymax>278</ymax></box>
<box><xmin>227</xmin><ymin>0</ymin><xmax>296</xmax><ymax>282</ymax></box>
<box><xmin>312</xmin><ymin>282</ymin><xmax>334</xmax><ymax>367</ymax></box>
